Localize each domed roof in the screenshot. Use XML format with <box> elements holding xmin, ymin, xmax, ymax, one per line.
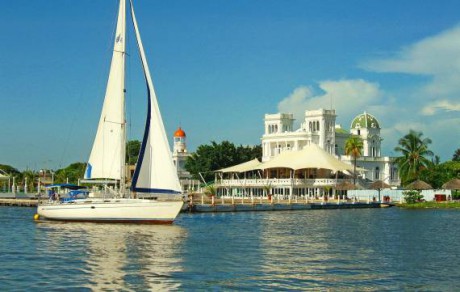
<box><xmin>351</xmin><ymin>112</ymin><xmax>380</xmax><ymax>129</ymax></box>
<box><xmin>174</xmin><ymin>127</ymin><xmax>186</xmax><ymax>137</ymax></box>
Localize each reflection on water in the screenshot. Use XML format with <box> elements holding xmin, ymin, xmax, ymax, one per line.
<box><xmin>35</xmin><ymin>222</ymin><xmax>187</xmax><ymax>290</ymax></box>
<box><xmin>259</xmin><ymin>211</ymin><xmax>384</xmax><ymax>289</ymax></box>
<box><xmin>2</xmin><ymin>207</ymin><xmax>460</xmax><ymax>290</ymax></box>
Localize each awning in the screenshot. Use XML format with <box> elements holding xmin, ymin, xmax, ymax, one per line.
<box><xmin>0</xmin><ymin>170</ymin><xmax>9</xmax><ymax>180</ymax></box>
<box><xmin>260</xmin><ymin>144</ymin><xmax>357</xmax><ymax>172</ymax></box>
<box><xmin>45</xmin><ymin>184</ymin><xmax>88</xmax><ymax>190</ymax></box>
<box><xmin>217</xmin><ymin>158</ymin><xmax>262</xmax><ymax>173</ymax></box>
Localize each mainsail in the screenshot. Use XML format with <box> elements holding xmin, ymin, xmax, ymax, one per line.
<box><xmin>129</xmin><ymin>0</ymin><xmax>182</xmax><ymax>194</ymax></box>
<box><xmin>85</xmin><ymin>0</ymin><xmax>126</xmax><ymax>180</ymax></box>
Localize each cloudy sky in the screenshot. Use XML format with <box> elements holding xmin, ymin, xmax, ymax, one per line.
<box><xmin>1</xmin><ymin>0</ymin><xmax>459</xmax><ymax>170</ymax></box>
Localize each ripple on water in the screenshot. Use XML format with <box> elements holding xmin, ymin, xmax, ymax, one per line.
<box><xmin>1</xmin><ymin>207</ymin><xmax>460</xmax><ymax>290</ymax></box>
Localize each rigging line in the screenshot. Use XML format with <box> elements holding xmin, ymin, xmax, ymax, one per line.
<box><xmin>57</xmin><ymin>87</ymin><xmax>85</xmax><ymax>170</ymax></box>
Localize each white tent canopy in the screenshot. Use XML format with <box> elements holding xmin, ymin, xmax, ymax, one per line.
<box><xmin>260</xmin><ymin>144</ymin><xmax>356</xmax><ymax>172</ymax></box>
<box><xmin>0</xmin><ymin>170</ymin><xmax>9</xmax><ymax>180</ymax></box>
<box><xmin>217</xmin><ymin>158</ymin><xmax>262</xmax><ymax>173</ymax></box>
<box><xmin>216</xmin><ymin>144</ymin><xmax>360</xmax><ymax>174</ymax></box>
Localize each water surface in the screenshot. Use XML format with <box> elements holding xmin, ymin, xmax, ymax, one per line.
<box><xmin>0</xmin><ymin>207</ymin><xmax>458</xmax><ymax>290</ymax></box>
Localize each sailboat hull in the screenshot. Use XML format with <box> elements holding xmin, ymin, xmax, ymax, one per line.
<box><xmin>37</xmin><ymin>199</ymin><xmax>184</xmax><ymax>224</ymax></box>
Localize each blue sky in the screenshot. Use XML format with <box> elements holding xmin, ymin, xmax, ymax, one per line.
<box><xmin>1</xmin><ymin>0</ymin><xmax>459</xmax><ymax>170</ymax></box>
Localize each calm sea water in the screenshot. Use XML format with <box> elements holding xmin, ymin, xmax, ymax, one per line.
<box><xmin>1</xmin><ymin>206</ymin><xmax>459</xmax><ymax>291</ymax></box>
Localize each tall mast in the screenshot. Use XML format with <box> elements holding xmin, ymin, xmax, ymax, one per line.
<box><xmin>120</xmin><ymin>0</ymin><xmax>127</xmax><ymax>194</ymax></box>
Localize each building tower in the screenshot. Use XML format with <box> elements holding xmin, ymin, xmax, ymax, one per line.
<box><xmin>172</xmin><ymin>127</ymin><xmax>187</xmax><ymax>171</ymax></box>
<box><xmin>350</xmin><ymin>112</ymin><xmax>382</xmax><ymax>157</ymax></box>
<box><xmin>173</xmin><ymin>127</ymin><xmax>186</xmax><ymax>154</ymax></box>
<box><xmin>262</xmin><ymin>113</ymin><xmax>295</xmax><ymax>161</ymax></box>
<box><xmin>171</xmin><ymin>126</ymin><xmax>199</xmax><ymax>191</ymax></box>
<box><xmin>304</xmin><ymin>109</ymin><xmax>337</xmax><ymax>154</ymax></box>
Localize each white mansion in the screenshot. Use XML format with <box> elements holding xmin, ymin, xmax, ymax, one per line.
<box><xmin>261</xmin><ymin>109</ymin><xmax>398</xmax><ymax>185</ymax></box>
<box><xmin>214</xmin><ymin>108</ymin><xmax>399</xmax><ymax>199</ymax></box>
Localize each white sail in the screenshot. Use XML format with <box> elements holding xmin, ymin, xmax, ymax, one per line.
<box><xmin>129</xmin><ymin>0</ymin><xmax>182</xmax><ymax>194</ymax></box>
<box><xmin>85</xmin><ymin>0</ymin><xmax>126</xmax><ymax>180</ymax></box>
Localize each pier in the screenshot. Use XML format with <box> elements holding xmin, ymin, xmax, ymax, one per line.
<box><xmin>0</xmin><ymin>198</ymin><xmax>38</xmax><ymax>207</ymax></box>
<box><xmin>0</xmin><ymin>197</ymin><xmax>393</xmax><ymax>211</ymax></box>
<box><xmin>187</xmin><ymin>201</ymin><xmax>391</xmax><ymax>213</ymax></box>
<box><xmin>185</xmin><ymin>195</ymin><xmax>393</xmax><ymax>213</ymax></box>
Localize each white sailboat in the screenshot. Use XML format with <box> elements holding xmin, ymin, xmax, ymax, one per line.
<box><xmin>37</xmin><ymin>0</ymin><xmax>184</xmax><ymax>224</ymax></box>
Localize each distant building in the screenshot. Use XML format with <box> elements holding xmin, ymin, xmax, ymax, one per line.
<box><xmin>261</xmin><ymin>109</ymin><xmax>398</xmax><ymax>185</ymax></box>
<box><xmin>172</xmin><ymin>127</ymin><xmax>200</xmax><ymax>191</ymax></box>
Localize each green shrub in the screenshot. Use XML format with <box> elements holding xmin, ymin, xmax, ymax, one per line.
<box><xmin>452</xmin><ymin>190</ymin><xmax>460</xmax><ymax>200</ymax></box>
<box><xmin>403</xmin><ymin>190</ymin><xmax>424</xmax><ymax>204</ymax></box>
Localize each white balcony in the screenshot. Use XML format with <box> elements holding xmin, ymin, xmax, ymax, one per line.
<box><xmin>216</xmin><ymin>178</ymin><xmax>346</xmax><ymax>188</ymax></box>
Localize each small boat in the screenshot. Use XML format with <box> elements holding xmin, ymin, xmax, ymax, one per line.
<box><xmin>37</xmin><ymin>0</ymin><xmax>184</xmax><ymax>224</ymax></box>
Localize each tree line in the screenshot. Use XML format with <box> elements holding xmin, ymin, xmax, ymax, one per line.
<box><xmin>1</xmin><ymin>133</ymin><xmax>459</xmax><ymax>191</ymax></box>
<box><xmin>345</xmin><ymin>130</ymin><xmax>460</xmax><ymax>188</ymax></box>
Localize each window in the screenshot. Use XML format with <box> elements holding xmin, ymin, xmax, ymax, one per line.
<box><xmin>375</xmin><ymin>167</ymin><xmax>380</xmax><ymax>180</ymax></box>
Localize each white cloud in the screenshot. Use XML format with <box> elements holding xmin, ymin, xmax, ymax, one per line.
<box><xmin>421</xmin><ymin>100</ymin><xmax>460</xmax><ymax>115</ymax></box>
<box><xmin>362</xmin><ymin>24</ymin><xmax>460</xmax><ymax>114</ymax></box>
<box><xmin>277</xmin><ymin>79</ymin><xmax>382</xmax><ymax>124</ymax></box>
<box><xmin>363</xmin><ymin>25</ymin><xmax>460</xmax><ymax>77</ymax></box>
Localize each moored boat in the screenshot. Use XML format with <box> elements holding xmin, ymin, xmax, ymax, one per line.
<box><xmin>37</xmin><ymin>0</ymin><xmax>184</xmax><ymax>224</ymax></box>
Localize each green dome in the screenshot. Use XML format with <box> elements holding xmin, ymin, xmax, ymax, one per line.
<box><xmin>351</xmin><ymin>112</ymin><xmax>380</xmax><ymax>129</ymax></box>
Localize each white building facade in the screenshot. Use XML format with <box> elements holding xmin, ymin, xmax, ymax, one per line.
<box><xmin>261</xmin><ymin>109</ymin><xmax>399</xmax><ymax>186</ymax></box>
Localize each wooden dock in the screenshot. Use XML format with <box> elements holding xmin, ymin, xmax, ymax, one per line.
<box><xmin>0</xmin><ymin>198</ymin><xmax>38</xmax><ymax>207</ymax></box>
<box><xmin>0</xmin><ymin>197</ymin><xmax>393</xmax><ymax>212</ymax></box>
<box><xmin>187</xmin><ymin>202</ymin><xmax>392</xmax><ymax>213</ymax></box>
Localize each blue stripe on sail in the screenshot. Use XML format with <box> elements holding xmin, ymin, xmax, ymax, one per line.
<box><xmin>84</xmin><ymin>163</ymin><xmax>92</xmax><ymax>179</ymax></box>
<box><xmin>131</xmin><ymin>81</ymin><xmax>151</xmax><ymax>191</ymax></box>
<box><xmin>131</xmin><ymin>187</ymin><xmax>181</xmax><ymax>194</ymax></box>
<box><xmin>129</xmin><ymin>0</ymin><xmax>179</xmax><ymax>195</ymax></box>
<box><xmin>130</xmin><ymin>0</ymin><xmax>151</xmax><ymax>192</ymax></box>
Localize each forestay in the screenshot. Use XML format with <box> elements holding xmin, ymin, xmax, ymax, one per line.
<box><xmin>129</xmin><ymin>0</ymin><xmax>181</xmax><ymax>194</ymax></box>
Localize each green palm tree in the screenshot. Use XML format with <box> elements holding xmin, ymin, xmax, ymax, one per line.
<box><xmin>453</xmin><ymin>148</ymin><xmax>460</xmax><ymax>161</ymax></box>
<box><xmin>394</xmin><ymin>130</ymin><xmax>434</xmax><ymax>185</ymax></box>
<box><xmin>345</xmin><ymin>136</ymin><xmax>363</xmax><ymax>185</ymax></box>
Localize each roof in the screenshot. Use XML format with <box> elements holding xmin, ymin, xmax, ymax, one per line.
<box><xmin>351</xmin><ymin>112</ymin><xmax>380</xmax><ymax>129</ymax></box>
<box><xmin>218</xmin><ymin>158</ymin><xmax>262</xmax><ymax>173</ymax></box>
<box><xmin>404</xmin><ymin>180</ymin><xmax>432</xmax><ymax>190</ymax></box>
<box><xmin>334</xmin><ymin>181</ymin><xmax>363</xmax><ymax>190</ymax></box>
<box><xmin>260</xmin><ymin>144</ymin><xmax>356</xmax><ymax>172</ymax></box>
<box><xmin>369</xmin><ymin>180</ymin><xmax>391</xmax><ymax>189</ymax></box>
<box><xmin>174</xmin><ymin>127</ymin><xmax>186</xmax><ymax>138</ymax></box>
<box><xmin>215</xmin><ymin>144</ymin><xmax>364</xmax><ymax>173</ymax></box>
<box><xmin>442</xmin><ymin>178</ymin><xmax>460</xmax><ymax>190</ymax></box>
<box><xmin>45</xmin><ymin>184</ymin><xmax>88</xmax><ymax>190</ymax></box>
<box><xmin>335</xmin><ymin>127</ymin><xmax>349</xmax><ymax>134</ymax></box>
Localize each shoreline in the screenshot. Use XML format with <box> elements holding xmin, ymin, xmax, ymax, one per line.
<box><xmin>397</xmin><ymin>201</ymin><xmax>460</xmax><ymax>209</ymax></box>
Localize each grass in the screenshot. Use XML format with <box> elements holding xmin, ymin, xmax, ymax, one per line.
<box><xmin>398</xmin><ymin>201</ymin><xmax>460</xmax><ymax>209</ymax></box>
